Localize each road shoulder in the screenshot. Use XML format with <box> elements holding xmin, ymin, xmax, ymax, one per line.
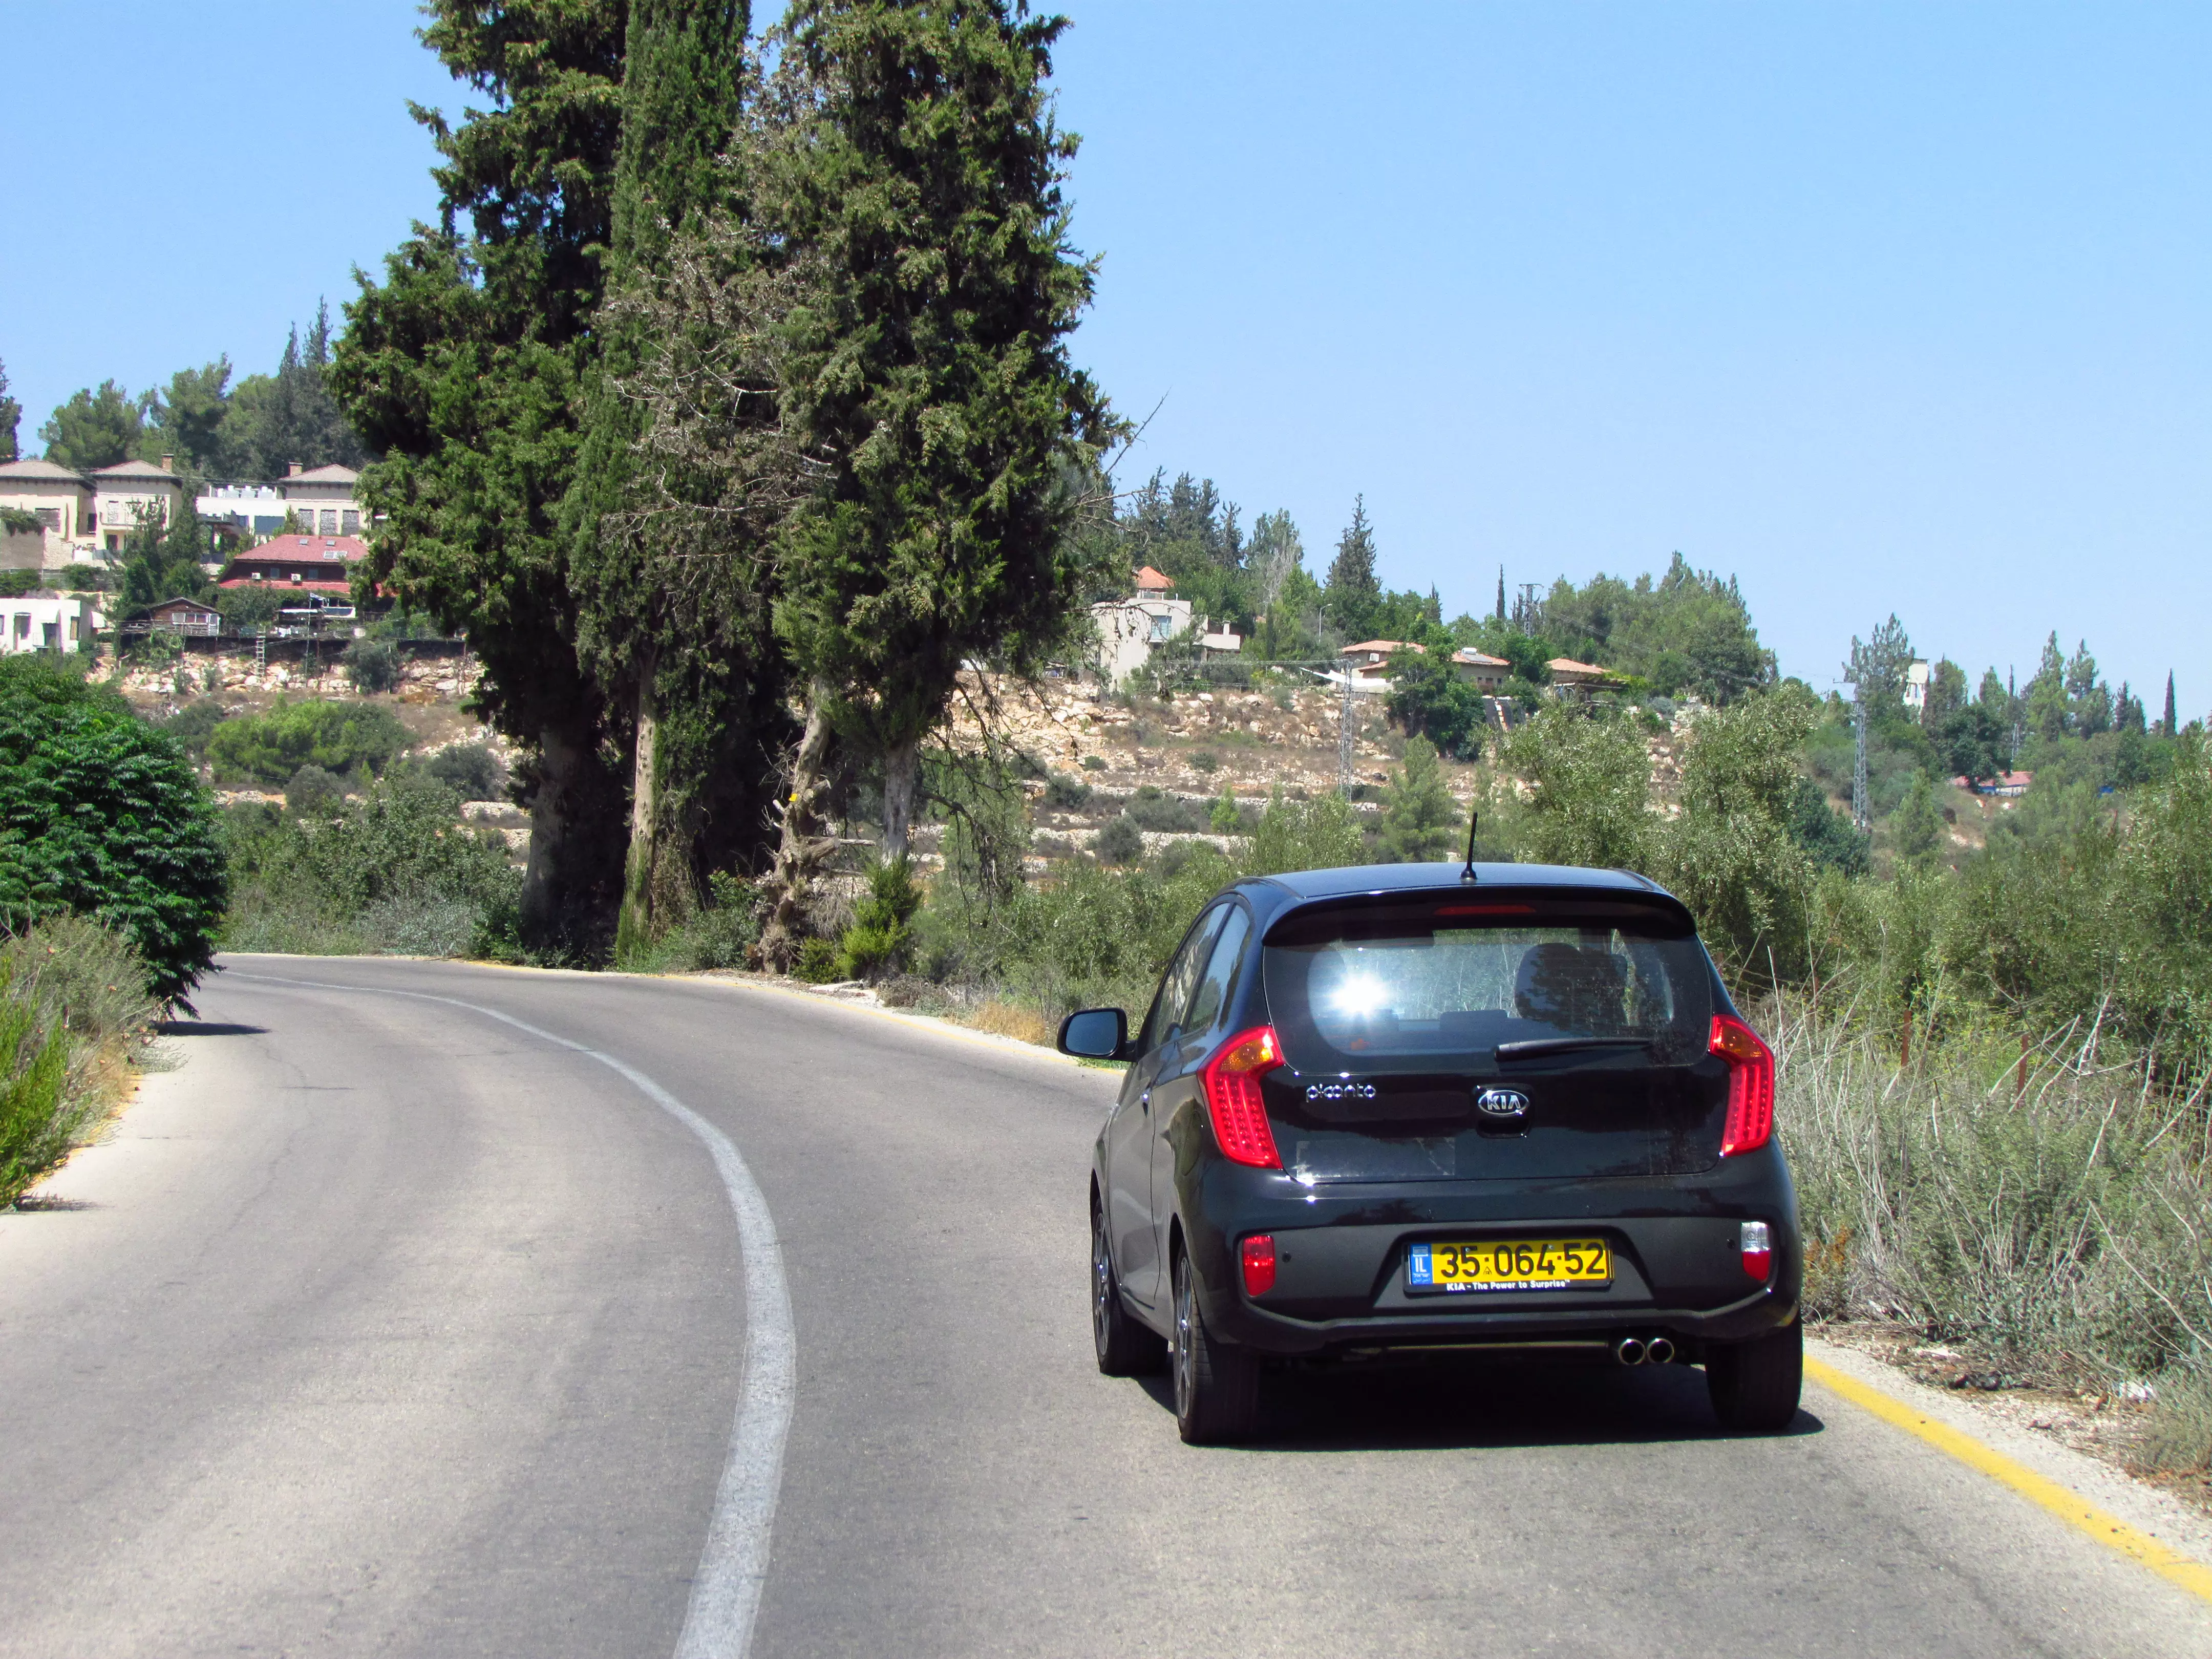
<box><xmin>1808</xmin><ymin>1333</ymin><xmax>2212</xmax><ymax>1590</ymax></box>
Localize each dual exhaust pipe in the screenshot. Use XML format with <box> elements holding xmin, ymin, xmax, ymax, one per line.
<box><xmin>1613</xmin><ymin>1334</ymin><xmax>1677</xmax><ymax>1367</ymax></box>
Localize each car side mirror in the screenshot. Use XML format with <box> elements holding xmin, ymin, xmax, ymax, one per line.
<box><xmin>1058</xmin><ymin>1007</ymin><xmax>1129</xmax><ymax>1061</ymax></box>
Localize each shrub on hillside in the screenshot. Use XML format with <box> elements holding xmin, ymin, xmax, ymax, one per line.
<box><xmin>205</xmin><ymin>698</ymin><xmax>411</xmax><ymax>785</ymax></box>
<box><xmin>222</xmin><ymin>777</ymin><xmax>519</xmax><ymax>958</ymax></box>
<box><xmin>343</xmin><ymin>637</ymin><xmax>402</xmax><ymax>694</ymax></box>
<box><xmin>285</xmin><ymin>764</ymin><xmax>347</xmax><ymax>818</ymax></box>
<box><xmin>424</xmin><ymin>742</ymin><xmax>506</xmax><ymax>800</ymax></box>
<box><xmin>1091</xmin><ymin>815</ymin><xmax>1143</xmax><ymax>865</ymax></box>
<box><xmin>0</xmin><ymin>656</ymin><xmax>226</xmax><ymax>1003</ymax></box>
<box><xmin>160</xmin><ymin>697</ymin><xmax>231</xmax><ymax>763</ymax></box>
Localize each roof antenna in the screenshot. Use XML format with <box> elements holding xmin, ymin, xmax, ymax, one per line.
<box><xmin>1460</xmin><ymin>807</ymin><xmax>1479</xmax><ymax>883</ymax></box>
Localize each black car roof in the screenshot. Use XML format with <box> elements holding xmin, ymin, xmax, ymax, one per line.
<box><xmin>1247</xmin><ymin>861</ymin><xmax>1669</xmax><ymax>903</ymax></box>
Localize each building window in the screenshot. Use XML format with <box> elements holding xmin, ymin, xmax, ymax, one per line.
<box><xmin>318</xmin><ymin>509</ymin><xmax>338</xmax><ymax>534</ymax></box>
<box><xmin>12</xmin><ymin>615</ymin><xmax>26</xmax><ymax>639</ymax></box>
<box><xmin>1150</xmin><ymin>614</ymin><xmax>1173</xmax><ymax>642</ymax></box>
<box><xmin>341</xmin><ymin>509</ymin><xmax>360</xmax><ymax>535</ymax></box>
<box><xmin>34</xmin><ymin>508</ymin><xmax>59</xmax><ymax>532</ymax></box>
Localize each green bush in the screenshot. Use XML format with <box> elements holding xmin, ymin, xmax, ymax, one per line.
<box><xmin>0</xmin><ymin>656</ymin><xmax>226</xmax><ymax>1003</ymax></box>
<box><xmin>1209</xmin><ymin>783</ymin><xmax>1241</xmax><ymax>834</ymax></box>
<box><xmin>343</xmin><ymin>637</ymin><xmax>402</xmax><ymax>694</ymax></box>
<box><xmin>1124</xmin><ymin>784</ymin><xmax>1208</xmax><ymax>833</ymax></box>
<box><xmin>160</xmin><ymin>697</ymin><xmax>231</xmax><ymax>763</ymax></box>
<box><xmin>217</xmin><ymin>583</ymin><xmax>284</xmax><ymax>630</ymax></box>
<box><xmin>1080</xmin><ymin>755</ymin><xmax>1105</xmax><ymax>772</ymax></box>
<box><xmin>425</xmin><ymin>742</ymin><xmax>506</xmax><ymax>800</ymax></box>
<box><xmin>221</xmin><ymin>778</ymin><xmax>519</xmax><ymax>959</ymax></box>
<box><xmin>794</xmin><ymin>937</ymin><xmax>842</xmax><ymax>984</ymax></box>
<box><xmin>838</xmin><ymin>859</ymin><xmax>922</xmax><ymax>980</ymax></box>
<box><xmin>1241</xmin><ymin>789</ymin><xmax>1364</xmax><ymax>877</ymax></box>
<box><xmin>1501</xmin><ymin>703</ymin><xmax>1652</xmax><ymax>869</ymax></box>
<box><xmin>0</xmin><ymin>914</ymin><xmax>154</xmax><ymax>1206</ymax></box>
<box><xmin>205</xmin><ymin>698</ymin><xmax>412</xmax><ymax>785</ymax></box>
<box><xmin>1042</xmin><ymin>772</ymin><xmax>1091</xmax><ymax>810</ymax></box>
<box><xmin>285</xmin><ymin>764</ymin><xmax>347</xmax><ymax>818</ymax></box>
<box><xmin>1091</xmin><ymin>815</ymin><xmax>1143</xmax><ymax>865</ymax></box>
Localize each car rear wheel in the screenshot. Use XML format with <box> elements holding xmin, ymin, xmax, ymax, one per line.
<box><xmin>1171</xmin><ymin>1248</ymin><xmax>1259</xmax><ymax>1444</ymax></box>
<box><xmin>1706</xmin><ymin>1321</ymin><xmax>1803</xmax><ymax>1432</ymax></box>
<box><xmin>1093</xmin><ymin>1203</ymin><xmax>1166</xmax><ymax>1376</ymax></box>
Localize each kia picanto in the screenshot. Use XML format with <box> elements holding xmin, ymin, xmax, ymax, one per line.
<box><xmin>1060</xmin><ymin>862</ymin><xmax>1803</xmax><ymax>1444</ymax></box>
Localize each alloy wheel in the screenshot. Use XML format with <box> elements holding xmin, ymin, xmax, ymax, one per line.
<box><xmin>1172</xmin><ymin>1258</ymin><xmax>1195</xmax><ymax>1420</ymax></box>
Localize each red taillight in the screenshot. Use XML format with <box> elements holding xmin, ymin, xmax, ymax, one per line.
<box><xmin>1740</xmin><ymin>1219</ymin><xmax>1773</xmax><ymax>1281</ymax></box>
<box><xmin>1201</xmin><ymin>1025</ymin><xmax>1285</xmax><ymax>1169</ymax></box>
<box><xmin>1711</xmin><ymin>1012</ymin><xmax>1775</xmax><ymax>1157</ymax></box>
<box><xmin>1241</xmin><ymin>1233</ymin><xmax>1277</xmax><ymax>1296</ymax></box>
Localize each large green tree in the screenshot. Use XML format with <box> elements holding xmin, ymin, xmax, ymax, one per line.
<box><xmin>40</xmin><ymin>381</ymin><xmax>148</xmax><ymax>472</ymax></box>
<box><xmin>752</xmin><ymin>0</ymin><xmax>1111</xmax><ymax>967</ymax></box>
<box><xmin>224</xmin><ymin>309</ymin><xmax>367</xmax><ymax>479</ymax></box>
<box><xmin>331</xmin><ymin>0</ymin><xmax>631</xmax><ymax>954</ymax></box>
<box><xmin>1322</xmin><ymin>495</ymin><xmax>1380</xmax><ymax>640</ymax></box>
<box><xmin>566</xmin><ymin>0</ymin><xmax>761</xmax><ymax>960</ymax></box>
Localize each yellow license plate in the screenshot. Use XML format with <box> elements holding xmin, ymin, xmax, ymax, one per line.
<box><xmin>1408</xmin><ymin>1238</ymin><xmax>1611</xmax><ymax>1294</ymax></box>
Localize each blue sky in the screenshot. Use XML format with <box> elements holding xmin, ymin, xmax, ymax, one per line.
<box><xmin>5</xmin><ymin>3</ymin><xmax>2206</xmax><ymax>706</ymax></box>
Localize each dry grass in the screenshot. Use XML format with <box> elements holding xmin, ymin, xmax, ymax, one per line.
<box><xmin>962</xmin><ymin>999</ymin><xmax>1056</xmax><ymax>1047</ymax></box>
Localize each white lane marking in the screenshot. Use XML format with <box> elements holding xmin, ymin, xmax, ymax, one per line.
<box><xmin>226</xmin><ymin>971</ymin><xmax>794</xmax><ymax>1659</ymax></box>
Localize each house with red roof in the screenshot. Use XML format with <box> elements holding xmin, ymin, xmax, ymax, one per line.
<box><xmin>221</xmin><ymin>533</ymin><xmax>366</xmax><ymax>595</ymax></box>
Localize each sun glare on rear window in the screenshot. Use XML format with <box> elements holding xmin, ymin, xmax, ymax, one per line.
<box><xmin>1262</xmin><ymin>896</ymin><xmax>1710</xmax><ymax>1073</ymax></box>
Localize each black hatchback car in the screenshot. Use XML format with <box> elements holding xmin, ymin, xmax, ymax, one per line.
<box><xmin>1060</xmin><ymin>861</ymin><xmax>1802</xmax><ymax>1444</ymax></box>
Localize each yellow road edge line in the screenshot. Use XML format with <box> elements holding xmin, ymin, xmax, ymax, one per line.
<box><xmin>1803</xmin><ymin>1356</ymin><xmax>2212</xmax><ymax>1605</ymax></box>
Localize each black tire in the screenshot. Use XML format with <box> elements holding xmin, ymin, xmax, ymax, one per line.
<box><xmin>1171</xmin><ymin>1248</ymin><xmax>1259</xmax><ymax>1444</ymax></box>
<box><xmin>1093</xmin><ymin>1203</ymin><xmax>1166</xmax><ymax>1377</ymax></box>
<box><xmin>1706</xmin><ymin>1321</ymin><xmax>1803</xmax><ymax>1433</ymax></box>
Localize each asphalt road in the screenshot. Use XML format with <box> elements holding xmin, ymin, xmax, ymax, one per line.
<box><xmin>1</xmin><ymin>955</ymin><xmax>2207</xmax><ymax>1658</ymax></box>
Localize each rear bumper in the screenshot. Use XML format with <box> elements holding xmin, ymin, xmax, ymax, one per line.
<box><xmin>1172</xmin><ymin>1142</ymin><xmax>1802</xmax><ymax>1358</ymax></box>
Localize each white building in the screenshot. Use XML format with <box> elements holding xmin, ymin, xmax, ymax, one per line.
<box><xmin>1090</xmin><ymin>594</ymin><xmax>1194</xmax><ymax>684</ymax></box>
<box><xmin>278</xmin><ymin>463</ymin><xmax>365</xmax><ymax>537</ymax></box>
<box><xmin>89</xmin><ymin>457</ymin><xmax>186</xmax><ymax>553</ymax></box>
<box><xmin>0</xmin><ymin>458</ymin><xmax>96</xmax><ymax>568</ymax></box>
<box><xmin>1904</xmin><ymin>660</ymin><xmax>1930</xmax><ymax>714</ymax></box>
<box><xmin>199</xmin><ymin>482</ymin><xmax>288</xmax><ymax>539</ymax></box>
<box><xmin>0</xmin><ymin>594</ymin><xmax>100</xmax><ymax>654</ymax></box>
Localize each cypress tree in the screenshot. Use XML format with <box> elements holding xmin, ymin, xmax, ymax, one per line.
<box><xmin>566</xmin><ymin>0</ymin><xmax>758</xmax><ymax>962</ymax></box>
<box><xmin>1323</xmin><ymin>496</ymin><xmax>1380</xmax><ymax>640</ymax></box>
<box><xmin>2165</xmin><ymin>672</ymin><xmax>2178</xmax><ymax>736</ymax></box>
<box><xmin>751</xmin><ymin>0</ymin><xmax>1111</xmax><ymax>969</ymax></box>
<box><xmin>1495</xmin><ymin>564</ymin><xmax>1505</xmax><ymax>623</ymax></box>
<box><xmin>332</xmin><ymin>0</ymin><xmax>631</xmax><ymax>954</ymax></box>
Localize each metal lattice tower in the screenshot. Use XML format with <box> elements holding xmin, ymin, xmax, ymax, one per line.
<box><xmin>1851</xmin><ymin>692</ymin><xmax>1870</xmax><ymax>832</ymax></box>
<box><xmin>1338</xmin><ymin>668</ymin><xmax>1355</xmax><ymax>795</ymax></box>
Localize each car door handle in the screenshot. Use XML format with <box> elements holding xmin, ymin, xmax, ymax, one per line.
<box><xmin>1140</xmin><ymin>1089</ymin><xmax>1152</xmax><ymax>1112</ymax></box>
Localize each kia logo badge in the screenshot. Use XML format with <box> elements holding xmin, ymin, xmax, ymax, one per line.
<box><xmin>1475</xmin><ymin>1088</ymin><xmax>1530</xmax><ymax>1120</ymax></box>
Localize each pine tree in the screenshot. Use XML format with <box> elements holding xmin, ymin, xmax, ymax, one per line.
<box><xmin>566</xmin><ymin>0</ymin><xmax>756</xmax><ymax>961</ymax></box>
<box><xmin>1378</xmin><ymin>737</ymin><xmax>1461</xmax><ymax>862</ymax></box>
<box><xmin>753</xmin><ymin>0</ymin><xmax>1111</xmax><ymax>969</ymax></box>
<box><xmin>1323</xmin><ymin>496</ymin><xmax>1380</xmax><ymax>640</ymax></box>
<box><xmin>331</xmin><ymin>0</ymin><xmax>632</xmax><ymax>952</ymax></box>
<box><xmin>0</xmin><ymin>360</ymin><xmax>18</xmax><ymax>463</ymax></box>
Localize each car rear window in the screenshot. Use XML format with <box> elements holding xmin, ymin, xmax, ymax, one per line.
<box><xmin>1262</xmin><ymin>892</ymin><xmax>1712</xmax><ymax>1073</ymax></box>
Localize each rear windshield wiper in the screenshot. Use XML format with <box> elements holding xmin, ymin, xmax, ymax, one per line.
<box><xmin>1494</xmin><ymin>1036</ymin><xmax>1658</xmax><ymax>1062</ymax></box>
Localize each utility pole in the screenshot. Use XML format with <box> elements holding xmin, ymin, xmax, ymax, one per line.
<box><xmin>1338</xmin><ymin>666</ymin><xmax>1355</xmax><ymax>795</ymax></box>
<box><xmin>1852</xmin><ymin>689</ymin><xmax>1869</xmax><ymax>832</ymax></box>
